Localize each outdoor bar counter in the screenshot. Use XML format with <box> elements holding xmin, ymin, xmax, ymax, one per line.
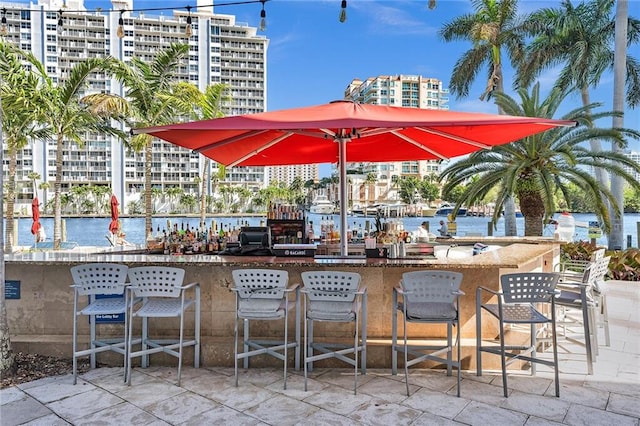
<box><xmin>4</xmin><ymin>239</ymin><xmax>559</xmax><ymax>370</ymax></box>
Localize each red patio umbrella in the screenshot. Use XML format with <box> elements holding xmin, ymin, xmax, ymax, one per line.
<box><xmin>135</xmin><ymin>100</ymin><xmax>575</xmax><ymax>255</ymax></box>
<box><xmin>109</xmin><ymin>194</ymin><xmax>120</xmax><ymax>235</ymax></box>
<box><xmin>31</xmin><ymin>197</ymin><xmax>42</xmax><ymax>242</ymax></box>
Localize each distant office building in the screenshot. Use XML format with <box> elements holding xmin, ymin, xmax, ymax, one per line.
<box><xmin>1</xmin><ymin>0</ymin><xmax>268</xmax><ymax>212</ymax></box>
<box><xmin>623</xmin><ymin>150</ymin><xmax>640</xmax><ymax>181</ymax></box>
<box><xmin>343</xmin><ymin>75</ymin><xmax>449</xmax><ymax>205</ymax></box>
<box><xmin>266</xmin><ymin>165</ymin><xmax>319</xmax><ymax>186</ymax></box>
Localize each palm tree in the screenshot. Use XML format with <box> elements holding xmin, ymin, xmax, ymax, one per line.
<box><xmin>611</xmin><ymin>0</ymin><xmax>631</xmax><ymax>250</ymax></box>
<box><xmin>439</xmin><ymin>0</ymin><xmax>525</xmax><ymax>236</ymax></box>
<box><xmin>95</xmin><ymin>43</ymin><xmax>195</xmax><ymax>240</ymax></box>
<box><xmin>0</xmin><ymin>42</ymin><xmax>47</xmax><ymax>252</ymax></box>
<box><xmin>180</xmin><ymin>193</ymin><xmax>198</xmax><ymax>214</ymax></box>
<box><xmin>90</xmin><ymin>185</ymin><xmax>111</xmax><ymax>214</ymax></box>
<box><xmin>17</xmin><ymin>52</ymin><xmax>122</xmax><ymax>249</ymax></box>
<box><xmin>165</xmin><ymin>186</ymin><xmax>184</xmax><ymax>213</ymax></box>
<box><xmin>517</xmin><ymin>0</ymin><xmax>640</xmax><ymax>110</ymax></box>
<box><xmin>517</xmin><ymin>1</ymin><xmax>639</xmax><ymax>185</ymax></box>
<box><xmin>151</xmin><ymin>187</ymin><xmax>163</xmax><ymax>213</ymax></box>
<box><xmin>193</xmin><ymin>83</ymin><xmax>230</xmax><ymax>229</ymax></box>
<box><xmin>70</xmin><ymin>185</ymin><xmax>90</xmax><ymax>214</ymax></box>
<box><xmin>440</xmin><ymin>83</ymin><xmax>640</xmax><ymax>236</ymax></box>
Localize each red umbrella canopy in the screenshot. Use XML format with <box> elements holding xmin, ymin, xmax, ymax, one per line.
<box><xmin>135</xmin><ymin>100</ymin><xmax>576</xmax><ymax>167</ymax></box>
<box><xmin>135</xmin><ymin>100</ymin><xmax>576</xmax><ymax>257</ymax></box>
<box><xmin>109</xmin><ymin>195</ymin><xmax>119</xmax><ymax>234</ymax></box>
<box><xmin>31</xmin><ymin>197</ymin><xmax>41</xmax><ymax>235</ymax></box>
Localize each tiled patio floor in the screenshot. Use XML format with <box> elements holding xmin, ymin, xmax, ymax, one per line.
<box><xmin>2</xmin><ymin>281</ymin><xmax>638</xmax><ymax>425</ymax></box>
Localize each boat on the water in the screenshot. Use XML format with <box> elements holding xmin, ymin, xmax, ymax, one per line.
<box><xmin>309</xmin><ymin>196</ymin><xmax>335</xmax><ymax>215</ymax></box>
<box><xmin>352</xmin><ymin>204</ymin><xmax>383</xmax><ymax>216</ymax></box>
<box><xmin>435</xmin><ymin>203</ymin><xmax>467</xmax><ymax>217</ymax></box>
<box><xmin>421</xmin><ymin>206</ymin><xmax>438</xmax><ymax>217</ymax></box>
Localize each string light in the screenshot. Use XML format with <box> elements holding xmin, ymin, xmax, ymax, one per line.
<box><xmin>428</xmin><ymin>0</ymin><xmax>436</xmax><ymax>10</ymax></box>
<box><xmin>0</xmin><ymin>1</ymin><xmax>271</xmax><ymax>39</ymax></box>
<box><xmin>116</xmin><ymin>10</ymin><xmax>125</xmax><ymax>39</ymax></box>
<box><xmin>339</xmin><ymin>0</ymin><xmax>347</xmax><ymax>23</ymax></box>
<box><xmin>259</xmin><ymin>0</ymin><xmax>266</xmax><ymax>32</ymax></box>
<box><xmin>1</xmin><ymin>8</ymin><xmax>7</xmax><ymax>36</ymax></box>
<box><xmin>185</xmin><ymin>5</ymin><xmax>193</xmax><ymax>38</ymax></box>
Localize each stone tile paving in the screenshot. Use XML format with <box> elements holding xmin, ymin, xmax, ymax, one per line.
<box><xmin>1</xmin><ymin>280</ymin><xmax>638</xmax><ymax>426</ymax></box>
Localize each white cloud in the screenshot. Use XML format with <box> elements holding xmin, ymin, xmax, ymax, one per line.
<box><xmin>351</xmin><ymin>1</ymin><xmax>439</xmax><ymax>36</ymax></box>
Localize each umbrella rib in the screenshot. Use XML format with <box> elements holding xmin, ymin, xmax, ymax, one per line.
<box><xmin>194</xmin><ymin>130</ymin><xmax>271</xmax><ymax>154</ymax></box>
<box><xmin>228</xmin><ymin>132</ymin><xmax>295</xmax><ymax>167</ymax></box>
<box><xmin>415</xmin><ymin>127</ymin><xmax>493</xmax><ymax>150</ymax></box>
<box><xmin>391</xmin><ymin>131</ymin><xmax>449</xmax><ymax>160</ymax></box>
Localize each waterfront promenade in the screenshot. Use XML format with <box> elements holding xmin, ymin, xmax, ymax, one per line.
<box><xmin>2</xmin><ymin>280</ymin><xmax>638</xmax><ymax>425</ymax></box>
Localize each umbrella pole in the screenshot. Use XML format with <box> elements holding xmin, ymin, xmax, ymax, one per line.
<box><xmin>339</xmin><ymin>137</ymin><xmax>349</xmax><ymax>257</ymax></box>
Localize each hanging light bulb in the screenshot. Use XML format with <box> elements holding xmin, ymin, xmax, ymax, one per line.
<box><xmin>1</xmin><ymin>9</ymin><xmax>8</xmax><ymax>36</ymax></box>
<box><xmin>428</xmin><ymin>0</ymin><xmax>436</xmax><ymax>10</ymax></box>
<box><xmin>339</xmin><ymin>0</ymin><xmax>347</xmax><ymax>23</ymax></box>
<box><xmin>116</xmin><ymin>10</ymin><xmax>125</xmax><ymax>39</ymax></box>
<box><xmin>185</xmin><ymin>6</ymin><xmax>193</xmax><ymax>38</ymax></box>
<box><xmin>259</xmin><ymin>0</ymin><xmax>266</xmax><ymax>32</ymax></box>
<box><xmin>57</xmin><ymin>9</ymin><xmax>63</xmax><ymax>34</ymax></box>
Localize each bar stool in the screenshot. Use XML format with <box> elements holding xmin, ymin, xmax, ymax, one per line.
<box><xmin>476</xmin><ymin>272</ymin><xmax>560</xmax><ymax>397</ymax></box>
<box><xmin>126</xmin><ymin>266</ymin><xmax>200</xmax><ymax>386</ymax></box>
<box><xmin>71</xmin><ymin>263</ymin><xmax>132</xmax><ymax>384</ymax></box>
<box><xmin>301</xmin><ymin>271</ymin><xmax>367</xmax><ymax>395</ymax></box>
<box><xmin>391</xmin><ymin>270</ymin><xmax>464</xmax><ymax>396</ymax></box>
<box><xmin>231</xmin><ymin>268</ymin><xmax>300</xmax><ymax>389</ymax></box>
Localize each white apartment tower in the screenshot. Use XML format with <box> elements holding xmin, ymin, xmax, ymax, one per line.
<box><xmin>343</xmin><ymin>75</ymin><xmax>449</xmax><ymax>205</ymax></box>
<box><xmin>1</xmin><ymin>0</ymin><xmax>268</xmax><ymax>212</ymax></box>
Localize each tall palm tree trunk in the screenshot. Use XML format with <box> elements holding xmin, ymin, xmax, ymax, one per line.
<box><xmin>53</xmin><ymin>134</ymin><xmax>63</xmax><ymax>250</ymax></box>
<box><xmin>580</xmin><ymin>88</ymin><xmax>607</xmax><ymax>186</ymax></box>
<box><xmin>144</xmin><ymin>140</ymin><xmax>153</xmax><ymax>240</ymax></box>
<box><xmin>5</xmin><ymin>151</ymin><xmax>16</xmax><ymax>252</ymax></box>
<box><xmin>1</xmin><ymin>100</ymin><xmax>16</xmax><ymax>374</ymax></box>
<box><xmin>609</xmin><ymin>0</ymin><xmax>628</xmax><ymax>250</ymax></box>
<box><xmin>200</xmin><ymin>162</ymin><xmax>208</xmax><ymax>231</ymax></box>
<box><xmin>495</xmin><ymin>67</ymin><xmax>518</xmax><ymax>237</ymax></box>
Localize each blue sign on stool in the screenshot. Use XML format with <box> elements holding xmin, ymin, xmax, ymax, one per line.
<box><xmin>94</xmin><ymin>294</ymin><xmax>125</xmax><ymax>323</ymax></box>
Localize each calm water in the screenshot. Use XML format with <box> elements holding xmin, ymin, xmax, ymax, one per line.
<box><xmin>9</xmin><ymin>212</ymin><xmax>640</xmax><ymax>248</ymax></box>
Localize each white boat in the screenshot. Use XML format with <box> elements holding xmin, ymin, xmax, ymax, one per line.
<box><xmin>422</xmin><ymin>207</ymin><xmax>438</xmax><ymax>217</ymax></box>
<box><xmin>309</xmin><ymin>197</ymin><xmax>335</xmax><ymax>215</ymax></box>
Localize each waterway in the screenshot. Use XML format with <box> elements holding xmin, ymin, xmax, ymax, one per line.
<box><xmin>9</xmin><ymin>212</ymin><xmax>640</xmax><ymax>249</ymax></box>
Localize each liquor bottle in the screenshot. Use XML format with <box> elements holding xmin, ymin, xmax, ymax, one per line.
<box><xmin>319</xmin><ymin>216</ymin><xmax>326</xmax><ymax>242</ymax></box>
<box><xmin>307</xmin><ymin>221</ymin><xmax>315</xmax><ymax>243</ymax></box>
<box><xmin>163</xmin><ymin>230</ymin><xmax>169</xmax><ymax>254</ymax></box>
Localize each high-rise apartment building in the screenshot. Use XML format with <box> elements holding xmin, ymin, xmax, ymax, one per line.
<box><xmin>623</xmin><ymin>150</ymin><xmax>640</xmax><ymax>181</ymax></box>
<box><xmin>266</xmin><ymin>164</ymin><xmax>318</xmax><ymax>186</ymax></box>
<box><xmin>1</xmin><ymin>0</ymin><xmax>269</xmax><ymax>212</ymax></box>
<box><xmin>343</xmin><ymin>75</ymin><xmax>449</xmax><ymax>205</ymax></box>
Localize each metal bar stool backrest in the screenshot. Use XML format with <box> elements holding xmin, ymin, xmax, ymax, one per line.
<box><xmin>232</xmin><ymin>269</ymin><xmax>289</xmax><ymax>315</ymax></box>
<box><xmin>588</xmin><ymin>256</ymin><xmax>611</xmax><ymax>288</ymax></box>
<box><xmin>127</xmin><ymin>267</ymin><xmax>185</xmax><ymax>298</ymax></box>
<box><xmin>500</xmin><ymin>273</ymin><xmax>559</xmax><ymax>304</ymax></box>
<box><xmin>301</xmin><ymin>271</ymin><xmax>361</xmax><ymax>318</ymax></box>
<box><xmin>71</xmin><ymin>263</ymin><xmax>129</xmax><ymax>296</ymax></box>
<box><xmin>402</xmin><ymin>270</ymin><xmax>462</xmax><ymax>307</ymax></box>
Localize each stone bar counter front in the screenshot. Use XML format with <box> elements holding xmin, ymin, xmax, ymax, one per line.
<box><xmin>4</xmin><ymin>240</ymin><xmax>558</xmax><ymax>370</ymax></box>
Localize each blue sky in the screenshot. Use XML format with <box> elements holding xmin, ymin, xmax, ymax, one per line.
<box><xmin>84</xmin><ymin>0</ymin><xmax>639</xmax><ymax>175</ymax></box>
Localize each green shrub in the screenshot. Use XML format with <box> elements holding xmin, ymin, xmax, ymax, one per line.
<box><xmin>560</xmin><ymin>241</ymin><xmax>639</xmax><ymax>282</ymax></box>
<box><xmin>606</xmin><ymin>248</ymin><xmax>640</xmax><ymax>281</ymax></box>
